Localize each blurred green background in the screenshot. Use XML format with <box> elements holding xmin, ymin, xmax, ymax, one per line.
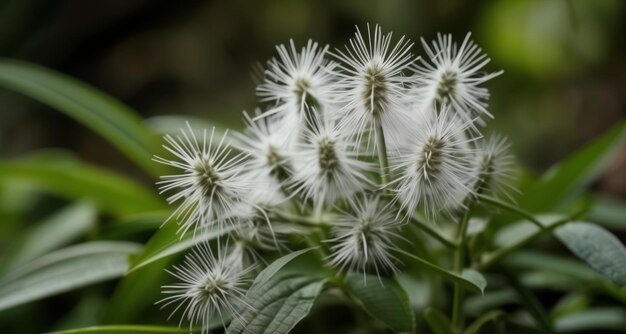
<box><xmin>0</xmin><ymin>0</ymin><xmax>624</xmax><ymax>332</ymax></box>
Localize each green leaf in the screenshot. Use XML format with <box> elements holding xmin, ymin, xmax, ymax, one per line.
<box><xmin>227</xmin><ymin>274</ymin><xmax>327</xmax><ymax>334</ymax></box>
<box><xmin>0</xmin><ymin>59</ymin><xmax>163</xmax><ymax>177</ymax></box>
<box><xmin>521</xmin><ymin>120</ymin><xmax>626</xmax><ymax>212</ymax></box>
<box><xmin>504</xmin><ymin>250</ymin><xmax>600</xmax><ymax>282</ymax></box>
<box><xmin>464</xmin><ymin>309</ymin><xmax>506</xmax><ymax>334</ymax></box>
<box><xmin>0</xmin><ymin>151</ymin><xmax>164</xmax><ymax>216</ymax></box>
<box><xmin>128</xmin><ymin>224</ymin><xmax>234</xmax><ymax>273</ymax></box>
<box><xmin>588</xmin><ymin>195</ymin><xmax>626</xmax><ymax>231</ymax></box>
<box><xmin>345</xmin><ymin>274</ymin><xmax>415</xmax><ymax>333</ymax></box>
<box><xmin>554</xmin><ymin>222</ymin><xmax>626</xmax><ymax>285</ymax></box>
<box><xmin>252</xmin><ymin>248</ymin><xmax>315</xmax><ymax>287</ymax></box>
<box><xmin>0</xmin><ymin>241</ymin><xmax>141</xmax><ymax>312</ymax></box>
<box><xmin>47</xmin><ymin>325</ymin><xmax>188</xmax><ymax>334</ymax></box>
<box><xmin>3</xmin><ymin>202</ymin><xmax>97</xmax><ymax>272</ymax></box>
<box><xmin>146</xmin><ymin>115</ymin><xmax>228</xmax><ymax>141</ymax></box>
<box><xmin>501</xmin><ymin>268</ymin><xmax>552</xmax><ymax>333</ymax></box>
<box><xmin>553</xmin><ymin>307</ymin><xmax>626</xmax><ymax>332</ymax></box>
<box><xmin>394</xmin><ymin>248</ymin><xmax>487</xmax><ymax>292</ymax></box>
<box><xmin>424</xmin><ymin>308</ymin><xmax>454</xmax><ymax>334</ymax></box>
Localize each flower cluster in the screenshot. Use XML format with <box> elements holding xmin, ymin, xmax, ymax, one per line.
<box><xmin>154</xmin><ymin>24</ymin><xmax>514</xmax><ymax>332</ymax></box>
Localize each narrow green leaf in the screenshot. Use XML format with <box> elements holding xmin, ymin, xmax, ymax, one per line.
<box><xmin>227</xmin><ymin>274</ymin><xmax>327</xmax><ymax>334</ymax></box>
<box><xmin>3</xmin><ymin>202</ymin><xmax>96</xmax><ymax>272</ymax></box>
<box><xmin>0</xmin><ymin>59</ymin><xmax>162</xmax><ymax>176</ymax></box>
<box><xmin>588</xmin><ymin>194</ymin><xmax>626</xmax><ymax>231</ymax></box>
<box><xmin>553</xmin><ymin>307</ymin><xmax>626</xmax><ymax>332</ymax></box>
<box><xmin>555</xmin><ymin>222</ymin><xmax>626</xmax><ymax>285</ymax></box>
<box><xmin>394</xmin><ymin>248</ymin><xmax>487</xmax><ymax>292</ymax></box>
<box><xmin>252</xmin><ymin>248</ymin><xmax>315</xmax><ymax>287</ymax></box>
<box><xmin>345</xmin><ymin>274</ymin><xmax>415</xmax><ymax>333</ymax></box>
<box><xmin>0</xmin><ymin>151</ymin><xmax>164</xmax><ymax>216</ymax></box>
<box><xmin>521</xmin><ymin>120</ymin><xmax>626</xmax><ymax>212</ymax></box>
<box><xmin>464</xmin><ymin>309</ymin><xmax>506</xmax><ymax>334</ymax></box>
<box><xmin>0</xmin><ymin>241</ymin><xmax>141</xmax><ymax>312</ymax></box>
<box><xmin>424</xmin><ymin>308</ymin><xmax>454</xmax><ymax>334</ymax></box>
<box><xmin>504</xmin><ymin>250</ymin><xmax>600</xmax><ymax>282</ymax></box>
<box><xmin>128</xmin><ymin>224</ymin><xmax>234</xmax><ymax>273</ymax></box>
<box><xmin>47</xmin><ymin>324</ymin><xmax>188</xmax><ymax>334</ymax></box>
<box><xmin>146</xmin><ymin>115</ymin><xmax>228</xmax><ymax>141</ymax></box>
<box><xmin>501</xmin><ymin>268</ymin><xmax>552</xmax><ymax>332</ymax></box>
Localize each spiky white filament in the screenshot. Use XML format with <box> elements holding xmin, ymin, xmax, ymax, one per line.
<box><xmin>154</xmin><ymin>123</ymin><xmax>250</xmax><ymax>236</ymax></box>
<box><xmin>327</xmin><ymin>195</ymin><xmax>403</xmax><ymax>278</ymax></box>
<box><xmin>473</xmin><ymin>134</ymin><xmax>518</xmax><ymax>201</ymax></box>
<box><xmin>390</xmin><ymin>105</ymin><xmax>476</xmax><ymax>218</ymax></box>
<box><xmin>158</xmin><ymin>243</ymin><xmax>254</xmax><ymax>333</ymax></box>
<box><xmin>331</xmin><ymin>24</ymin><xmax>418</xmax><ymax>151</ymax></box>
<box><xmin>412</xmin><ymin>32</ymin><xmax>503</xmax><ymax>125</ymax></box>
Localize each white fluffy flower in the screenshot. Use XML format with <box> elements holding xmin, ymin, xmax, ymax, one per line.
<box><xmin>331</xmin><ymin>24</ymin><xmax>417</xmax><ymax>149</ymax></box>
<box><xmin>327</xmin><ymin>195</ymin><xmax>403</xmax><ymax>277</ymax></box>
<box><xmin>291</xmin><ymin>111</ymin><xmax>373</xmax><ymax>212</ymax></box>
<box><xmin>159</xmin><ymin>242</ymin><xmax>254</xmax><ymax>333</ymax></box>
<box><xmin>412</xmin><ymin>32</ymin><xmax>502</xmax><ymax>125</ymax></box>
<box><xmin>234</xmin><ymin>111</ymin><xmax>293</xmax><ymax>185</ymax></box>
<box><xmin>257</xmin><ymin>39</ymin><xmax>338</xmax><ymax>132</ymax></box>
<box><xmin>154</xmin><ymin>123</ymin><xmax>249</xmax><ymax>235</ymax></box>
<box><xmin>473</xmin><ymin>134</ymin><xmax>518</xmax><ymax>200</ymax></box>
<box><xmin>390</xmin><ymin>105</ymin><xmax>476</xmax><ymax>218</ymax></box>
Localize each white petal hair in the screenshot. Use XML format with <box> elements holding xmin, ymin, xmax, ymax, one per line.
<box><xmin>331</xmin><ymin>23</ymin><xmax>418</xmax><ymax>151</ymax></box>
<box><xmin>290</xmin><ymin>108</ymin><xmax>374</xmax><ymax>212</ymax></box>
<box><xmin>412</xmin><ymin>32</ymin><xmax>502</xmax><ymax>125</ymax></box>
<box><xmin>390</xmin><ymin>104</ymin><xmax>477</xmax><ymax>219</ymax></box>
<box><xmin>256</xmin><ymin>39</ymin><xmax>339</xmax><ymax>133</ymax></box>
<box><xmin>158</xmin><ymin>242</ymin><xmax>255</xmax><ymax>333</ymax></box>
<box><xmin>154</xmin><ymin>123</ymin><xmax>250</xmax><ymax>236</ymax></box>
<box><xmin>473</xmin><ymin>133</ymin><xmax>518</xmax><ymax>201</ymax></box>
<box><xmin>327</xmin><ymin>195</ymin><xmax>403</xmax><ymax>278</ymax></box>
<box><xmin>233</xmin><ymin>111</ymin><xmax>293</xmax><ymax>185</ymax></box>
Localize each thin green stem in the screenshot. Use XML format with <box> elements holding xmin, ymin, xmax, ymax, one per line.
<box><xmin>274</xmin><ymin>211</ymin><xmax>323</xmax><ymax>226</ymax></box>
<box><xmin>374</xmin><ymin>114</ymin><xmax>390</xmax><ymax>190</ymax></box>
<box><xmin>409</xmin><ymin>217</ymin><xmax>456</xmax><ymax>250</ymax></box>
<box><xmin>451</xmin><ymin>209</ymin><xmax>471</xmax><ymax>330</ymax></box>
<box><xmin>478</xmin><ymin>194</ymin><xmax>545</xmax><ymax>229</ymax></box>
<box><xmin>477</xmin><ymin>214</ymin><xmax>578</xmax><ymax>271</ymax></box>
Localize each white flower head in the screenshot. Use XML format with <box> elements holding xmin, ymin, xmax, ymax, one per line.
<box><xmin>234</xmin><ymin>111</ymin><xmax>293</xmax><ymax>185</ymax></box>
<box><xmin>412</xmin><ymin>32</ymin><xmax>503</xmax><ymax>125</ymax></box>
<box><xmin>473</xmin><ymin>134</ymin><xmax>518</xmax><ymax>201</ymax></box>
<box><xmin>331</xmin><ymin>23</ymin><xmax>417</xmax><ymax>150</ymax></box>
<box><xmin>291</xmin><ymin>110</ymin><xmax>373</xmax><ymax>212</ymax></box>
<box><xmin>390</xmin><ymin>104</ymin><xmax>476</xmax><ymax>218</ymax></box>
<box><xmin>327</xmin><ymin>195</ymin><xmax>403</xmax><ymax>278</ymax></box>
<box><xmin>257</xmin><ymin>39</ymin><xmax>338</xmax><ymax>132</ymax></box>
<box><xmin>158</xmin><ymin>242</ymin><xmax>254</xmax><ymax>333</ymax></box>
<box><xmin>154</xmin><ymin>123</ymin><xmax>250</xmax><ymax>236</ymax></box>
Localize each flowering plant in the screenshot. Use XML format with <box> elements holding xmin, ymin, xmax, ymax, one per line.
<box><xmin>0</xmin><ymin>24</ymin><xmax>624</xmax><ymax>334</ymax></box>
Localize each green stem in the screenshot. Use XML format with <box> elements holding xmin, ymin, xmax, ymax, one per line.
<box><xmin>274</xmin><ymin>211</ymin><xmax>322</xmax><ymax>226</ymax></box>
<box><xmin>410</xmin><ymin>217</ymin><xmax>456</xmax><ymax>249</ymax></box>
<box><xmin>374</xmin><ymin>114</ymin><xmax>390</xmax><ymax>190</ymax></box>
<box><xmin>478</xmin><ymin>194</ymin><xmax>545</xmax><ymax>230</ymax></box>
<box><xmin>451</xmin><ymin>209</ymin><xmax>471</xmax><ymax>330</ymax></box>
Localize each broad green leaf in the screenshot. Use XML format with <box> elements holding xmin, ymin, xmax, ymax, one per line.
<box><xmin>424</xmin><ymin>308</ymin><xmax>454</xmax><ymax>334</ymax></box>
<box><xmin>0</xmin><ymin>59</ymin><xmax>163</xmax><ymax>177</ymax></box>
<box><xmin>0</xmin><ymin>151</ymin><xmax>164</xmax><ymax>216</ymax></box>
<box><xmin>504</xmin><ymin>250</ymin><xmax>600</xmax><ymax>282</ymax></box>
<box><xmin>128</xmin><ymin>223</ymin><xmax>234</xmax><ymax>273</ymax></box>
<box><xmin>227</xmin><ymin>274</ymin><xmax>327</xmax><ymax>334</ymax></box>
<box><xmin>554</xmin><ymin>307</ymin><xmax>626</xmax><ymax>332</ymax></box>
<box><xmin>521</xmin><ymin>120</ymin><xmax>626</xmax><ymax>212</ymax></box>
<box><xmin>464</xmin><ymin>309</ymin><xmax>506</xmax><ymax>334</ymax></box>
<box><xmin>3</xmin><ymin>202</ymin><xmax>96</xmax><ymax>272</ymax></box>
<box><xmin>394</xmin><ymin>248</ymin><xmax>487</xmax><ymax>292</ymax></box>
<box><xmin>146</xmin><ymin>115</ymin><xmax>228</xmax><ymax>141</ymax></box>
<box><xmin>0</xmin><ymin>241</ymin><xmax>141</xmax><ymax>312</ymax></box>
<box><xmin>345</xmin><ymin>274</ymin><xmax>415</xmax><ymax>333</ymax></box>
<box><xmin>554</xmin><ymin>222</ymin><xmax>626</xmax><ymax>285</ymax></box>
<box><xmin>47</xmin><ymin>325</ymin><xmax>188</xmax><ymax>334</ymax></box>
